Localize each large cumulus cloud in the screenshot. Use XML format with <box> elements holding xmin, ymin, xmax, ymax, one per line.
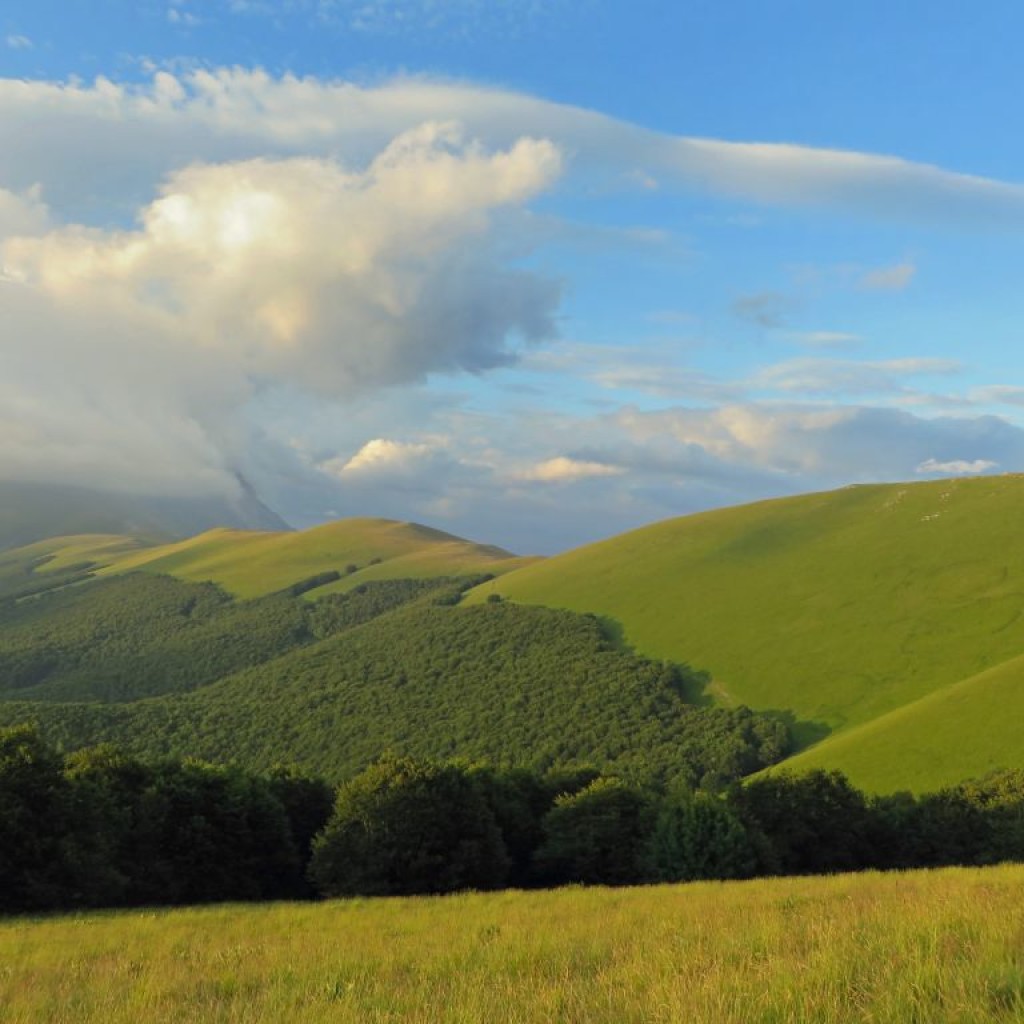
<box><xmin>1</xmin><ymin>120</ymin><xmax>562</xmax><ymax>497</ymax></box>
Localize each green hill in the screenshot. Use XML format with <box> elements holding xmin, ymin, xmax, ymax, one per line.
<box><xmin>9</xmin><ymin>476</ymin><xmax>1024</xmax><ymax>792</ymax></box>
<box><xmin>0</xmin><ymin>517</ymin><xmax>536</xmax><ymax>601</ymax></box>
<box><xmin>776</xmin><ymin>652</ymin><xmax>1024</xmax><ymax>792</ymax></box>
<box><xmin>468</xmin><ymin>475</ymin><xmax>1024</xmax><ymax>791</ymax></box>
<box><xmin>93</xmin><ymin>517</ymin><xmax>535</xmax><ymax>597</ymax></box>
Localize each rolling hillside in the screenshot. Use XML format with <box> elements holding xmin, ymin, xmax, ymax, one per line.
<box><xmin>2</xmin><ymin>517</ymin><xmax>535</xmax><ymax>600</ymax></box>
<box><xmin>469</xmin><ymin>475</ymin><xmax>1024</xmax><ymax>791</ymax></box>
<box><xmin>0</xmin><ymin>573</ymin><xmax>785</xmax><ymax>783</ymax></box>
<box><xmin>778</xmin><ymin>652</ymin><xmax>1024</xmax><ymax>792</ymax></box>
<box><xmin>98</xmin><ymin>517</ymin><xmax>534</xmax><ymax>597</ymax></box>
<box><xmin>7</xmin><ymin>476</ymin><xmax>1024</xmax><ymax>792</ymax></box>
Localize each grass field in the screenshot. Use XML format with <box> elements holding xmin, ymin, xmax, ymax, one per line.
<box><xmin>469</xmin><ymin>476</ymin><xmax>1024</xmax><ymax>791</ymax></box>
<box><xmin>2</xmin><ymin>866</ymin><xmax>1023</xmax><ymax>1023</ymax></box>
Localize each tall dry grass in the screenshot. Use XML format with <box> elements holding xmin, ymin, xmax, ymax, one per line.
<box><xmin>2</xmin><ymin>865</ymin><xmax>1023</xmax><ymax>1023</ymax></box>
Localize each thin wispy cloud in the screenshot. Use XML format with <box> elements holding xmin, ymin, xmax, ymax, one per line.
<box><xmin>751</xmin><ymin>357</ymin><xmax>961</xmax><ymax>398</ymax></box>
<box><xmin>860</xmin><ymin>261</ymin><xmax>916</xmax><ymax>292</ymax></box>
<box><xmin>786</xmin><ymin>331</ymin><xmax>863</xmax><ymax>348</ymax></box>
<box><xmin>916</xmin><ymin>458</ymin><xmax>997</xmax><ymax>475</ymax></box>
<box><xmin>517</xmin><ymin>456</ymin><xmax>625</xmax><ymax>483</ymax></box>
<box><xmin>4</xmin><ymin>71</ymin><xmax>1024</xmax><ymax>228</ymax></box>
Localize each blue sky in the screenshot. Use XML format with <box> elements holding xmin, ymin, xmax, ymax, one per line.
<box><xmin>2</xmin><ymin>1</ymin><xmax>1024</xmax><ymax>551</ymax></box>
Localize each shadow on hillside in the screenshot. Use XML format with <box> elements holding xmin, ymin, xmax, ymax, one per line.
<box><xmin>594</xmin><ymin>612</ymin><xmax>833</xmax><ymax>748</ymax></box>
<box><xmin>594</xmin><ymin>614</ymin><xmax>636</xmax><ymax>653</ymax></box>
<box><xmin>763</xmin><ymin>711</ymin><xmax>832</xmax><ymax>751</ymax></box>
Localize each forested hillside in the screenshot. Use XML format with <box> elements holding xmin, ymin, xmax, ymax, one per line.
<box><xmin>0</xmin><ymin>573</ymin><xmax>787</xmax><ymax>785</ymax></box>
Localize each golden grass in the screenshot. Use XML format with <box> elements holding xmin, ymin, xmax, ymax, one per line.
<box><xmin>3</xmin><ymin>866</ymin><xmax>1024</xmax><ymax>1023</ymax></box>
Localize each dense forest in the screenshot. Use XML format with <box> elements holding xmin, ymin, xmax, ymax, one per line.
<box><xmin>0</xmin><ymin>573</ymin><xmax>788</xmax><ymax>785</ymax></box>
<box><xmin>5</xmin><ymin>724</ymin><xmax>1024</xmax><ymax>913</ymax></box>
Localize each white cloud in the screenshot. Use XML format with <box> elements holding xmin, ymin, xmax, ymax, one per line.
<box><xmin>617</xmin><ymin>404</ymin><xmax>1024</xmax><ymax>483</ymax></box>
<box><xmin>0</xmin><ymin>187</ymin><xmax>50</xmax><ymax>259</ymax></box>
<box><xmin>5</xmin><ymin>127</ymin><xmax>562</xmax><ymax>397</ymax></box>
<box><xmin>751</xmin><ymin>357</ymin><xmax>961</xmax><ymax>397</ymax></box>
<box><xmin>5</xmin><ymin>34</ymin><xmax>32</xmax><ymax>50</ymax></box>
<box><xmin>971</xmin><ymin>386</ymin><xmax>1024</xmax><ymax>408</ymax></box>
<box><xmin>4</xmin><ymin>70</ymin><xmax>1024</xmax><ymax>228</ymax></box>
<box><xmin>167</xmin><ymin>9</ymin><xmax>203</xmax><ymax>27</ymax></box>
<box><xmin>2</xmin><ymin>67</ymin><xmax>1023</xmax><ymax>549</ymax></box>
<box><xmin>330</xmin><ymin>438</ymin><xmax>436</xmax><ymax>475</ymax></box>
<box><xmin>916</xmin><ymin>458</ymin><xmax>997</xmax><ymax>475</ymax></box>
<box><xmin>859</xmin><ymin>261</ymin><xmax>916</xmax><ymax>291</ymax></box>
<box><xmin>0</xmin><ymin>125</ymin><xmax>562</xmax><ymax>498</ymax></box>
<box><xmin>316</xmin><ymin>0</ymin><xmax>568</xmax><ymax>37</ymax></box>
<box><xmin>519</xmin><ymin>456</ymin><xmax>625</xmax><ymax>483</ymax></box>
<box><xmin>590</xmin><ymin>366</ymin><xmax>739</xmax><ymax>401</ymax></box>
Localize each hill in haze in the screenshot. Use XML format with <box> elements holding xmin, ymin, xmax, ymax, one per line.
<box><xmin>0</xmin><ymin>478</ymin><xmax>289</xmax><ymax>551</ymax></box>
<box><xmin>468</xmin><ymin>475</ymin><xmax>1024</xmax><ymax>792</ymax></box>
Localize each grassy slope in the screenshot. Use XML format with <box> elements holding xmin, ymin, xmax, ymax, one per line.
<box><xmin>97</xmin><ymin>518</ymin><xmax>528</xmax><ymax>597</ymax></box>
<box><xmin>469</xmin><ymin>476</ymin><xmax>1024</xmax><ymax>788</ymax></box>
<box><xmin>778</xmin><ymin>651</ymin><xmax>1024</xmax><ymax>792</ymax></box>
<box><xmin>3</xmin><ymin>866</ymin><xmax>1024</xmax><ymax>1023</ymax></box>
<box><xmin>5</xmin><ymin>518</ymin><xmax>532</xmax><ymax>599</ymax></box>
<box><xmin>1</xmin><ymin>534</ymin><xmax>152</xmax><ymax>574</ymax></box>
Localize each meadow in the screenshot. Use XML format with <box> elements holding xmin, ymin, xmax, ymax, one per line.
<box><xmin>3</xmin><ymin>865</ymin><xmax>1024</xmax><ymax>1023</ymax></box>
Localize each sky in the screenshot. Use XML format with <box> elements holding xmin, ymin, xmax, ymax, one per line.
<box><xmin>2</xmin><ymin>1</ymin><xmax>1024</xmax><ymax>552</ymax></box>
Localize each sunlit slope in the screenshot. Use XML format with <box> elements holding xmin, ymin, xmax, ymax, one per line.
<box><xmin>2</xmin><ymin>534</ymin><xmax>152</xmax><ymax>574</ymax></box>
<box><xmin>0</xmin><ymin>534</ymin><xmax>154</xmax><ymax>599</ymax></box>
<box><xmin>97</xmin><ymin>517</ymin><xmax>529</xmax><ymax>597</ymax></box>
<box><xmin>776</xmin><ymin>651</ymin><xmax>1024</xmax><ymax>793</ymax></box>
<box><xmin>470</xmin><ymin>476</ymin><xmax>1024</xmax><ymax>743</ymax></box>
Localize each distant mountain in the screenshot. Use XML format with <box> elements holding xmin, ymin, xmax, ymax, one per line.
<box><xmin>0</xmin><ymin>478</ymin><xmax>289</xmax><ymax>551</ymax></box>
<box><xmin>469</xmin><ymin>475</ymin><xmax>1024</xmax><ymax>793</ymax></box>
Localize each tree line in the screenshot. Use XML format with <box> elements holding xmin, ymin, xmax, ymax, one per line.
<box><xmin>5</xmin><ymin>723</ymin><xmax>1024</xmax><ymax>913</ymax></box>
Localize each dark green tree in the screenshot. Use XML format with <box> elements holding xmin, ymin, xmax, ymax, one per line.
<box><xmin>536</xmin><ymin>777</ymin><xmax>655</xmax><ymax>886</ymax></box>
<box><xmin>729</xmin><ymin>770</ymin><xmax>873</xmax><ymax>875</ymax></box>
<box><xmin>309</xmin><ymin>756</ymin><xmax>509</xmax><ymax>897</ymax></box>
<box><xmin>266</xmin><ymin>763</ymin><xmax>335</xmax><ymax>896</ymax></box>
<box><xmin>0</xmin><ymin>724</ymin><xmax>73</xmax><ymax>910</ymax></box>
<box><xmin>645</xmin><ymin>786</ymin><xmax>755</xmax><ymax>882</ymax></box>
<box><xmin>128</xmin><ymin>760</ymin><xmax>300</xmax><ymax>905</ymax></box>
